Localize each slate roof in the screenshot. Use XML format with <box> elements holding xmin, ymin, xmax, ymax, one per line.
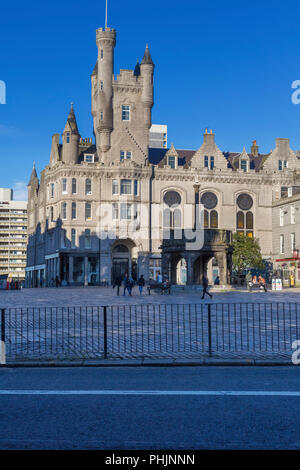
<box><xmin>148</xmin><ymin>147</ymin><xmax>269</xmax><ymax>170</ymax></box>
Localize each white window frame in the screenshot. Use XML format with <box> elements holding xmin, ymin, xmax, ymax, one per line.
<box><xmin>84</xmin><ymin>229</ymin><xmax>91</xmax><ymax>249</ymax></box>
<box><xmin>280</xmin><ymin>208</ymin><xmax>284</xmax><ymax>226</ymax></box>
<box><xmin>71</xmin><ymin>202</ymin><xmax>77</xmax><ymax>220</ymax></box>
<box><xmin>85</xmin><ymin>178</ymin><xmax>92</xmax><ymax>196</ymax></box>
<box><xmin>112</xmin><ymin>180</ymin><xmax>119</xmax><ymax>195</ymax></box>
<box><xmin>291</xmin><ymin>205</ymin><xmax>296</xmax><ymax>225</ymax></box>
<box><xmin>291</xmin><ymin>232</ymin><xmax>296</xmax><ymax>254</ymax></box>
<box><xmin>241</xmin><ymin>160</ymin><xmax>248</xmax><ymax>172</ymax></box>
<box><xmin>72</xmin><ymin>178</ymin><xmax>77</xmax><ymax>195</ymax></box>
<box><xmin>112</xmin><ymin>203</ymin><xmax>119</xmax><ymax>220</ymax></box>
<box><xmin>61</xmin><ymin>202</ymin><xmax>67</xmax><ymax>220</ymax></box>
<box><xmin>84</xmin><ymin>154</ymin><xmax>94</xmax><ymax>163</ymax></box>
<box><xmin>280</xmin><ymin>234</ymin><xmax>284</xmax><ymax>254</ymax></box>
<box><xmin>168</xmin><ymin>155</ymin><xmax>176</xmax><ymax>169</ymax></box>
<box><xmin>120</xmin><ymin>203</ymin><xmax>132</xmax><ymax>220</ymax></box>
<box><xmin>62</xmin><ymin>178</ymin><xmax>67</xmax><ymax>194</ymax></box>
<box><xmin>85</xmin><ymin>202</ymin><xmax>92</xmax><ymax>220</ymax></box>
<box><xmin>122</xmin><ymin>105</ymin><xmax>130</xmax><ymax>121</ymax></box>
<box><xmin>120</xmin><ymin>179</ymin><xmax>132</xmax><ymax>195</ymax></box>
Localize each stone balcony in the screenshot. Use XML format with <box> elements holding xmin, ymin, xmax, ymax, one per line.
<box><xmin>161</xmin><ymin>229</ymin><xmax>232</xmax><ymax>253</ymax></box>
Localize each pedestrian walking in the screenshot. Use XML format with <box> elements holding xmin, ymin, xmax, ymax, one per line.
<box><xmin>123</xmin><ymin>273</ymin><xmax>133</xmax><ymax>296</ymax></box>
<box><xmin>137</xmin><ymin>275</ymin><xmax>145</xmax><ymax>295</ymax></box>
<box><xmin>113</xmin><ymin>275</ymin><xmax>122</xmax><ymax>296</ymax></box>
<box><xmin>201</xmin><ymin>274</ymin><xmax>212</xmax><ymax>300</ymax></box>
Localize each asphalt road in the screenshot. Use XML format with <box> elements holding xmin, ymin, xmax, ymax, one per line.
<box><xmin>0</xmin><ymin>366</ymin><xmax>300</xmax><ymax>449</ymax></box>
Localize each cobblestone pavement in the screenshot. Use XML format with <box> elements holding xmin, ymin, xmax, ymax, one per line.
<box><xmin>1</xmin><ymin>285</ymin><xmax>300</xmax><ymax>308</ymax></box>
<box><xmin>0</xmin><ymin>287</ymin><xmax>299</xmax><ymax>363</ymax></box>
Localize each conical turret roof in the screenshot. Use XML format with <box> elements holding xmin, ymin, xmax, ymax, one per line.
<box><xmin>141</xmin><ymin>45</ymin><xmax>154</xmax><ymax>65</ymax></box>
<box><xmin>65</xmin><ymin>103</ymin><xmax>79</xmax><ymax>134</ymax></box>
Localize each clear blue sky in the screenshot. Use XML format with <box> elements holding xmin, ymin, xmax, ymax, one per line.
<box><xmin>1</xmin><ymin>0</ymin><xmax>300</xmax><ymax>199</ymax></box>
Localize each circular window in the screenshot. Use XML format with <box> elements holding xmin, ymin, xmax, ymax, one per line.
<box><xmin>200</xmin><ymin>192</ymin><xmax>218</xmax><ymax>210</ymax></box>
<box><xmin>237</xmin><ymin>194</ymin><xmax>253</xmax><ymax>211</ymax></box>
<box><xmin>163</xmin><ymin>191</ymin><xmax>181</xmax><ymax>207</ymax></box>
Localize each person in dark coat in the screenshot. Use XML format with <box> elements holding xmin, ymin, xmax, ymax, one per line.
<box><xmin>201</xmin><ymin>274</ymin><xmax>212</xmax><ymax>300</ymax></box>
<box><xmin>113</xmin><ymin>275</ymin><xmax>122</xmax><ymax>296</ymax></box>
<box><xmin>137</xmin><ymin>275</ymin><xmax>145</xmax><ymax>295</ymax></box>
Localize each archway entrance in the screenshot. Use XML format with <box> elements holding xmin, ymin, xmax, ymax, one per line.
<box><xmin>111</xmin><ymin>240</ymin><xmax>138</xmax><ymax>283</ymax></box>
<box><xmin>112</xmin><ymin>244</ymin><xmax>130</xmax><ymax>283</ymax></box>
<box><xmin>169</xmin><ymin>255</ymin><xmax>187</xmax><ymax>285</ymax></box>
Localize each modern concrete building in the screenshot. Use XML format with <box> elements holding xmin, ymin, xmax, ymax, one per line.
<box><xmin>149</xmin><ymin>124</ymin><xmax>167</xmax><ymax>148</ymax></box>
<box><xmin>0</xmin><ymin>188</ymin><xmax>27</xmax><ymax>282</ymax></box>
<box><xmin>26</xmin><ymin>22</ymin><xmax>300</xmax><ymax>288</ymax></box>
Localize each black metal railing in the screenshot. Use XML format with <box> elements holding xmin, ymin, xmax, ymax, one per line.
<box><xmin>0</xmin><ymin>302</ymin><xmax>299</xmax><ymax>362</ymax></box>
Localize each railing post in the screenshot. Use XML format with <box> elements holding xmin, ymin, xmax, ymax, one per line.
<box><xmin>1</xmin><ymin>308</ymin><xmax>6</xmax><ymax>365</ymax></box>
<box><xmin>103</xmin><ymin>306</ymin><xmax>108</xmax><ymax>360</ymax></box>
<box><xmin>208</xmin><ymin>304</ymin><xmax>212</xmax><ymax>357</ymax></box>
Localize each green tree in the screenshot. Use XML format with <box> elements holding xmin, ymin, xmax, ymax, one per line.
<box><xmin>231</xmin><ymin>233</ymin><xmax>264</xmax><ymax>276</ymax></box>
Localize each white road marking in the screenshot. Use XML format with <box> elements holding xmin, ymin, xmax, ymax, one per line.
<box><xmin>0</xmin><ymin>390</ymin><xmax>299</xmax><ymax>396</ymax></box>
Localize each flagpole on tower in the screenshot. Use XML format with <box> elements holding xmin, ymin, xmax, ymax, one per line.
<box><xmin>105</xmin><ymin>0</ymin><xmax>108</xmax><ymax>28</ymax></box>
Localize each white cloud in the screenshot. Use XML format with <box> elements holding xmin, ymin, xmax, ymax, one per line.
<box><xmin>12</xmin><ymin>181</ymin><xmax>28</xmax><ymax>201</ymax></box>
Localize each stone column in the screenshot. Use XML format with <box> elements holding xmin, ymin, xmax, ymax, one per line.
<box><xmin>186</xmin><ymin>253</ymin><xmax>194</xmax><ymax>285</ymax></box>
<box><xmin>215</xmin><ymin>252</ymin><xmax>227</xmax><ymax>285</ymax></box>
<box><xmin>69</xmin><ymin>256</ymin><xmax>74</xmax><ymax>285</ymax></box>
<box><xmin>84</xmin><ymin>256</ymin><xmax>89</xmax><ymax>287</ymax></box>
<box><xmin>56</xmin><ymin>256</ymin><xmax>60</xmax><ymax>279</ymax></box>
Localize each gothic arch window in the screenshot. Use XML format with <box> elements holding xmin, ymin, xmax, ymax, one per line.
<box><xmin>163</xmin><ymin>191</ymin><xmax>182</xmax><ymax>230</ymax></box>
<box><xmin>201</xmin><ymin>192</ymin><xmax>218</xmax><ymax>228</ymax></box>
<box><xmin>236</xmin><ymin>194</ymin><xmax>254</xmax><ymax>237</ymax></box>
<box><xmin>210</xmin><ymin>210</ymin><xmax>218</xmax><ymax>228</ymax></box>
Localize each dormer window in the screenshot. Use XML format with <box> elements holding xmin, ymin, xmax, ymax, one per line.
<box><xmin>84</xmin><ymin>154</ymin><xmax>94</xmax><ymax>163</ymax></box>
<box><xmin>241</xmin><ymin>160</ymin><xmax>248</xmax><ymax>172</ymax></box>
<box><xmin>120</xmin><ymin>151</ymin><xmax>132</xmax><ymax>161</ymax></box>
<box><xmin>168</xmin><ymin>155</ymin><xmax>176</xmax><ymax>169</ymax></box>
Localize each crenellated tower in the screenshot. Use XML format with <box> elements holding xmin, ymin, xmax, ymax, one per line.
<box><xmin>140</xmin><ymin>45</ymin><xmax>155</xmax><ymax>130</ymax></box>
<box><xmin>94</xmin><ymin>27</ymin><xmax>116</xmax><ymax>157</ymax></box>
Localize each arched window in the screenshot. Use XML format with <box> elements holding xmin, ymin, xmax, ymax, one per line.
<box><xmin>236</xmin><ymin>194</ymin><xmax>254</xmax><ymax>237</ymax></box>
<box><xmin>204</xmin><ymin>210</ymin><xmax>209</xmax><ymax>228</ymax></box>
<box><xmin>72</xmin><ymin>178</ymin><xmax>77</xmax><ymax>194</ymax></box>
<box><xmin>71</xmin><ymin>202</ymin><xmax>76</xmax><ymax>220</ymax></box>
<box><xmin>210</xmin><ymin>210</ymin><xmax>218</xmax><ymax>228</ymax></box>
<box><xmin>61</xmin><ymin>202</ymin><xmax>67</xmax><ymax>220</ymax></box>
<box><xmin>237</xmin><ymin>211</ymin><xmax>244</xmax><ymax>230</ymax></box>
<box><xmin>163</xmin><ymin>208</ymin><xmax>171</xmax><ymax>228</ymax></box>
<box><xmin>173</xmin><ymin>208</ymin><xmax>182</xmax><ymax>228</ymax></box>
<box><xmin>85</xmin><ymin>202</ymin><xmax>92</xmax><ymax>220</ymax></box>
<box><xmin>85</xmin><ymin>178</ymin><xmax>92</xmax><ymax>195</ymax></box>
<box><xmin>201</xmin><ymin>192</ymin><xmax>218</xmax><ymax>228</ymax></box>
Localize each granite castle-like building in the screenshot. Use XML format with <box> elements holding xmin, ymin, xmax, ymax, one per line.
<box><xmin>26</xmin><ymin>24</ymin><xmax>300</xmax><ymax>288</ymax></box>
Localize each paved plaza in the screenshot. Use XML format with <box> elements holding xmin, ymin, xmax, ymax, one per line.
<box><xmin>1</xmin><ymin>285</ymin><xmax>300</xmax><ymax>308</ymax></box>
<box><xmin>0</xmin><ymin>287</ymin><xmax>299</xmax><ymax>364</ymax></box>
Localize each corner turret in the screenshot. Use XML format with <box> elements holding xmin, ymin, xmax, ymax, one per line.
<box><xmin>62</xmin><ymin>103</ymin><xmax>80</xmax><ymax>165</ymax></box>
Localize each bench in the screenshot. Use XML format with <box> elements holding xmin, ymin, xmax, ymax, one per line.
<box><xmin>147</xmin><ymin>281</ymin><xmax>171</xmax><ymax>295</ymax></box>
<box><xmin>247</xmin><ymin>282</ymin><xmax>267</xmax><ymax>292</ymax></box>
